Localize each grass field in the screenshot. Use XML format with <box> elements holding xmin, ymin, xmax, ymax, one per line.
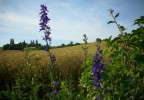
<box><xmin>0</xmin><ymin>41</ymin><xmax>107</xmax><ymax>73</ymax></box>
<box><xmin>0</xmin><ymin>42</ymin><xmax>105</xmax><ymax>77</ymax></box>
<box><xmin>1</xmin><ymin>42</ymin><xmax>108</xmax><ymax>77</ymax></box>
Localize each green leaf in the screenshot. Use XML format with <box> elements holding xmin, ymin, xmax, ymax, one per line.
<box><xmin>109</xmin><ymin>9</ymin><xmax>114</xmax><ymax>14</ymax></box>
<box><xmin>113</xmin><ymin>42</ymin><xmax>119</xmax><ymax>50</ymax></box>
<box><xmin>134</xmin><ymin>16</ymin><xmax>144</xmax><ymax>26</ymax></box>
<box><xmin>108</xmin><ymin>35</ymin><xmax>112</xmax><ymax>42</ymax></box>
<box><xmin>102</xmin><ymin>49</ymin><xmax>109</xmax><ymax>56</ymax></box>
<box><xmin>115</xmin><ymin>13</ymin><xmax>119</xmax><ymax>18</ymax></box>
<box><xmin>112</xmin><ymin>36</ymin><xmax>120</xmax><ymax>43</ymax></box>
<box><xmin>107</xmin><ymin>21</ymin><xmax>115</xmax><ymax>24</ymax></box>
<box><xmin>119</xmin><ymin>26</ymin><xmax>125</xmax><ymax>31</ymax></box>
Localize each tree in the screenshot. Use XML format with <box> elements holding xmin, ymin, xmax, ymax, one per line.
<box><xmin>2</xmin><ymin>39</ymin><xmax>44</xmax><ymax>50</ymax></box>
<box><xmin>96</xmin><ymin>38</ymin><xmax>101</xmax><ymax>43</ymax></box>
<box><xmin>61</xmin><ymin>44</ymin><xmax>65</xmax><ymax>47</ymax></box>
<box><xmin>2</xmin><ymin>44</ymin><xmax>10</xmax><ymax>50</ymax></box>
<box><xmin>75</xmin><ymin>43</ymin><xmax>80</xmax><ymax>45</ymax></box>
<box><xmin>68</xmin><ymin>41</ymin><xmax>74</xmax><ymax>46</ymax></box>
<box><xmin>36</xmin><ymin>39</ymin><xmax>38</xmax><ymax>45</ymax></box>
<box><xmin>10</xmin><ymin>38</ymin><xmax>15</xmax><ymax>45</ymax></box>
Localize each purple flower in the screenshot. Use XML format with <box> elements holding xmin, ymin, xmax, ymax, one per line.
<box><xmin>93</xmin><ymin>46</ymin><xmax>104</xmax><ymax>88</ymax></box>
<box><xmin>43</xmin><ymin>34</ymin><xmax>51</xmax><ymax>41</ymax></box>
<box><xmin>94</xmin><ymin>53</ymin><xmax>100</xmax><ymax>60</ymax></box>
<box><xmin>45</xmin><ymin>30</ymin><xmax>51</xmax><ymax>36</ymax></box>
<box><xmin>94</xmin><ymin>72</ymin><xmax>102</xmax><ymax>79</ymax></box>
<box><xmin>94</xmin><ymin>81</ymin><xmax>101</xmax><ymax>89</ymax></box>
<box><xmin>39</xmin><ymin>4</ymin><xmax>59</xmax><ymax>96</ymax></box>
<box><xmin>51</xmin><ymin>55</ymin><xmax>56</xmax><ymax>62</ymax></box>
<box><xmin>40</xmin><ymin>5</ymin><xmax>48</xmax><ymax>11</ymax></box>
<box><xmin>45</xmin><ymin>46</ymin><xmax>49</xmax><ymax>51</ymax></box>
<box><xmin>39</xmin><ymin>5</ymin><xmax>59</xmax><ymax>95</ymax></box>
<box><xmin>96</xmin><ymin>95</ymin><xmax>100</xmax><ymax>100</ymax></box>
<box><xmin>39</xmin><ymin>4</ymin><xmax>51</xmax><ymax>42</ymax></box>
<box><xmin>53</xmin><ymin>81</ymin><xmax>59</xmax><ymax>87</ymax></box>
<box><xmin>51</xmin><ymin>89</ymin><xmax>57</xmax><ymax>95</ymax></box>
<box><xmin>97</xmin><ymin>46</ymin><xmax>103</xmax><ymax>53</ymax></box>
<box><xmin>39</xmin><ymin>4</ymin><xmax>50</xmax><ymax>31</ymax></box>
<box><xmin>54</xmin><ymin>82</ymin><xmax>59</xmax><ymax>85</ymax></box>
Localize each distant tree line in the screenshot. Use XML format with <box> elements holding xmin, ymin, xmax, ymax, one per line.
<box><xmin>53</xmin><ymin>41</ymin><xmax>81</xmax><ymax>48</ymax></box>
<box><xmin>2</xmin><ymin>39</ymin><xmax>44</xmax><ymax>50</ymax></box>
<box><xmin>2</xmin><ymin>39</ymin><xmax>82</xmax><ymax>50</ymax></box>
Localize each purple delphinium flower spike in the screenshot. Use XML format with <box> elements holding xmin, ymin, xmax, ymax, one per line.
<box><xmin>39</xmin><ymin>4</ymin><xmax>59</xmax><ymax>95</ymax></box>
<box><xmin>39</xmin><ymin>4</ymin><xmax>50</xmax><ymax>31</ymax></box>
<box><xmin>39</xmin><ymin>4</ymin><xmax>57</xmax><ymax>65</ymax></box>
<box><xmin>93</xmin><ymin>46</ymin><xmax>104</xmax><ymax>89</ymax></box>
<box><xmin>39</xmin><ymin>4</ymin><xmax>51</xmax><ymax>44</ymax></box>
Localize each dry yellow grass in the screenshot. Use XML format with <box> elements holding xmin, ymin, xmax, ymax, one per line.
<box><xmin>0</xmin><ymin>41</ymin><xmax>107</xmax><ymax>76</ymax></box>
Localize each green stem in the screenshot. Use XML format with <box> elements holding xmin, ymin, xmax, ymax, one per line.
<box><xmin>110</xmin><ymin>13</ymin><xmax>122</xmax><ymax>34</ymax></box>
<box><xmin>84</xmin><ymin>43</ymin><xmax>87</xmax><ymax>68</ymax></box>
<box><xmin>45</xmin><ymin>37</ymin><xmax>55</xmax><ymax>87</ymax></box>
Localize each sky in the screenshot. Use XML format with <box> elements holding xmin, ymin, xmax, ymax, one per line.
<box><xmin>0</xmin><ymin>0</ymin><xmax>144</xmax><ymax>47</ymax></box>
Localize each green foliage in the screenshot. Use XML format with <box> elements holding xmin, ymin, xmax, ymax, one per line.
<box><xmin>68</xmin><ymin>41</ymin><xmax>74</xmax><ymax>46</ymax></box>
<box><xmin>2</xmin><ymin>39</ymin><xmax>43</xmax><ymax>50</ymax></box>
<box><xmin>96</xmin><ymin>38</ymin><xmax>102</xmax><ymax>43</ymax></box>
<box><xmin>102</xmin><ymin>11</ymin><xmax>144</xmax><ymax>99</ymax></box>
<box><xmin>115</xmin><ymin>13</ymin><xmax>119</xmax><ymax>18</ymax></box>
<box><xmin>134</xmin><ymin>16</ymin><xmax>144</xmax><ymax>26</ymax></box>
<box><xmin>107</xmin><ymin>21</ymin><xmax>115</xmax><ymax>24</ymax></box>
<box><xmin>82</xmin><ymin>34</ymin><xmax>88</xmax><ymax>55</ymax></box>
<box><xmin>104</xmin><ymin>35</ymin><xmax>112</xmax><ymax>48</ymax></box>
<box><xmin>61</xmin><ymin>43</ymin><xmax>65</xmax><ymax>47</ymax></box>
<box><xmin>79</xmin><ymin>57</ymin><xmax>96</xmax><ymax>99</ymax></box>
<box><xmin>79</xmin><ymin>10</ymin><xmax>144</xmax><ymax>100</ymax></box>
<box><xmin>119</xmin><ymin>26</ymin><xmax>126</xmax><ymax>31</ymax></box>
<box><xmin>54</xmin><ymin>42</ymin><xmax>81</xmax><ymax>48</ymax></box>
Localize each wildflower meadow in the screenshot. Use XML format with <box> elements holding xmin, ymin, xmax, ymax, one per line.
<box><xmin>0</xmin><ymin>4</ymin><xmax>144</xmax><ymax>100</ymax></box>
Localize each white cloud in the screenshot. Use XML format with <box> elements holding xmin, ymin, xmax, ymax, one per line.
<box><xmin>50</xmin><ymin>17</ymin><xmax>110</xmax><ymax>43</ymax></box>
<box><xmin>0</xmin><ymin>12</ymin><xmax>38</xmax><ymax>28</ymax></box>
<box><xmin>0</xmin><ymin>11</ymin><xmax>40</xmax><ymax>46</ymax></box>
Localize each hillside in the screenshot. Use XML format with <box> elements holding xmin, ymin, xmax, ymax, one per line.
<box><xmin>0</xmin><ymin>41</ymin><xmax>107</xmax><ymax>59</ymax></box>
<box><xmin>0</xmin><ymin>41</ymin><xmax>107</xmax><ymax>71</ymax></box>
